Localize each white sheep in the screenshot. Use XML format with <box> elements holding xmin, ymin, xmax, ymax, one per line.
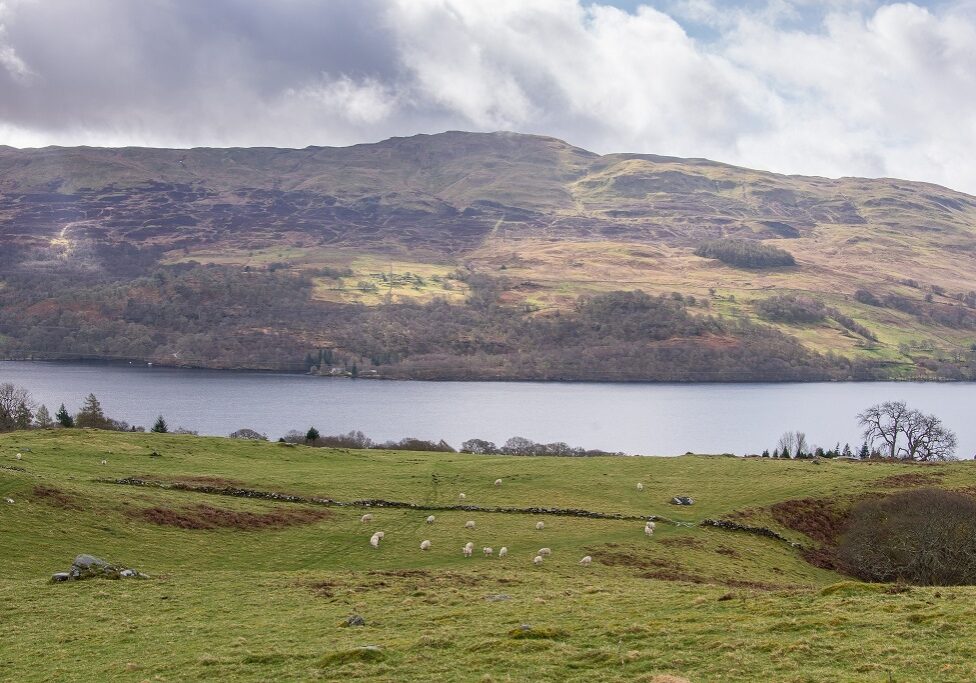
<box><xmin>644</xmin><ymin>526</ymin><xmax>654</xmax><ymax>537</ymax></box>
<box><xmin>483</xmin><ymin>547</ymin><xmax>493</xmax><ymax>556</ymax></box>
<box><xmin>15</xmin><ymin>453</ymin><xmax>22</xmax><ymax>460</ymax></box>
<box><xmin>465</xmin><ymin>520</ymin><xmax>476</xmax><ymax>529</ymax></box>
<box><xmin>360</xmin><ymin>513</ymin><xmax>374</xmax><ymax>523</ymax></box>
<box><xmin>458</xmin><ymin>493</ymin><xmax>466</xmax><ymax>500</ymax></box>
<box><xmin>494</xmin><ymin>478</ymin><xmax>502</xmax><ymax>486</ymax></box>
<box><xmin>637</xmin><ymin>482</ymin><xmax>644</xmax><ymax>492</ymax></box>
<box><xmin>3</xmin><ymin>497</ymin><xmax>13</xmax><ymax>504</ymax></box>
<box><xmin>420</xmin><ymin>540</ymin><xmax>432</xmax><ymax>551</ymax></box>
<box><xmin>535</xmin><ymin>521</ymin><xmax>545</xmax><ymax>530</ymax></box>
<box><xmin>464</xmin><ymin>541</ymin><xmax>474</xmax><ymax>551</ymax></box>
<box><xmin>538</xmin><ymin>547</ymin><xmax>551</xmax><ymax>556</ymax></box>
<box><xmin>375</xmin><ymin>531</ymin><xmax>385</xmax><ymax>540</ymax></box>
<box><xmin>533</xmin><ymin>555</ymin><xmax>543</xmax><ymax>565</ymax></box>
<box><xmin>498</xmin><ymin>547</ymin><xmax>508</xmax><ymax>558</ymax></box>
<box><xmin>462</xmin><ymin>546</ymin><xmax>473</xmax><ymax>557</ymax></box>
<box><xmin>579</xmin><ymin>555</ymin><xmax>592</xmax><ymax>566</ymax></box>
<box><xmin>425</xmin><ymin>515</ymin><xmax>435</xmax><ymax>524</ymax></box>
<box><xmin>100</xmin><ymin>459</ymin><xmax>107</xmax><ymax>465</ymax></box>
<box><xmin>645</xmin><ymin>520</ymin><xmax>656</xmax><ymax>530</ymax></box>
<box><xmin>369</xmin><ymin>533</ymin><xmax>380</xmax><ymax>548</ymax></box>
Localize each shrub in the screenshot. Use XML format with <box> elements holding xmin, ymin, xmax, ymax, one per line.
<box><xmin>854</xmin><ymin>289</ymin><xmax>882</xmax><ymax>307</ymax></box>
<box><xmin>838</xmin><ymin>489</ymin><xmax>976</xmax><ymax>585</ymax></box>
<box><xmin>229</xmin><ymin>428</ymin><xmax>268</xmax><ymax>441</ymax></box>
<box><xmin>755</xmin><ymin>295</ymin><xmax>826</xmax><ymax>323</ymax></box>
<box><xmin>694</xmin><ymin>238</ymin><xmax>795</xmax><ymax>268</ymax></box>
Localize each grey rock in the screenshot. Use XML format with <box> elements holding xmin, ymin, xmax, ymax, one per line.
<box><xmin>486</xmin><ymin>594</ymin><xmax>512</xmax><ymax>602</ymax></box>
<box><xmin>70</xmin><ymin>554</ymin><xmax>123</xmax><ymax>580</ymax></box>
<box><xmin>346</xmin><ymin>614</ymin><xmax>366</xmax><ymax>627</ymax></box>
<box><xmin>670</xmin><ymin>496</ymin><xmax>695</xmax><ymax>506</ymax></box>
<box><xmin>120</xmin><ymin>569</ymin><xmax>137</xmax><ymax>578</ymax></box>
<box><xmin>72</xmin><ymin>554</ymin><xmax>110</xmax><ymax>571</ymax></box>
<box><xmin>519</xmin><ymin>623</ymin><xmax>532</xmax><ymax>631</ymax></box>
<box><xmin>51</xmin><ymin>572</ymin><xmax>72</xmax><ymax>582</ymax></box>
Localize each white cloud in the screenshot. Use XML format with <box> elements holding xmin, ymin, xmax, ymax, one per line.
<box><xmin>1</xmin><ymin>0</ymin><xmax>976</xmax><ymax>193</ymax></box>
<box><xmin>0</xmin><ymin>1</ymin><xmax>30</xmax><ymax>81</ymax></box>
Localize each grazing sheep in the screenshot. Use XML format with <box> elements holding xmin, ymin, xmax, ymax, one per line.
<box><xmin>535</xmin><ymin>521</ymin><xmax>545</xmax><ymax>530</ymax></box>
<box><xmin>360</xmin><ymin>513</ymin><xmax>373</xmax><ymax>523</ymax></box>
<box><xmin>375</xmin><ymin>531</ymin><xmax>385</xmax><ymax>540</ymax></box>
<box><xmin>644</xmin><ymin>526</ymin><xmax>654</xmax><ymax>537</ymax></box>
<box><xmin>538</xmin><ymin>547</ymin><xmax>552</xmax><ymax>556</ymax></box>
<box><xmin>3</xmin><ymin>497</ymin><xmax>13</xmax><ymax>504</ymax></box>
<box><xmin>15</xmin><ymin>453</ymin><xmax>22</xmax><ymax>460</ymax></box>
<box><xmin>498</xmin><ymin>547</ymin><xmax>508</xmax><ymax>558</ymax></box>
<box><xmin>646</xmin><ymin>520</ymin><xmax>656</xmax><ymax>529</ymax></box>
<box><xmin>483</xmin><ymin>547</ymin><xmax>493</xmax><ymax>556</ymax></box>
<box><xmin>464</xmin><ymin>542</ymin><xmax>475</xmax><ymax>551</ymax></box>
<box><xmin>369</xmin><ymin>534</ymin><xmax>380</xmax><ymax>549</ymax></box>
<box><xmin>458</xmin><ymin>493</ymin><xmax>466</xmax><ymax>500</ymax></box>
<box><xmin>579</xmin><ymin>556</ymin><xmax>592</xmax><ymax>566</ymax></box>
<box><xmin>425</xmin><ymin>515</ymin><xmax>435</xmax><ymax>524</ymax></box>
<box><xmin>100</xmin><ymin>459</ymin><xmax>107</xmax><ymax>465</ymax></box>
<box><xmin>637</xmin><ymin>482</ymin><xmax>644</xmax><ymax>492</ymax></box>
<box><xmin>462</xmin><ymin>546</ymin><xmax>473</xmax><ymax>557</ymax></box>
<box><xmin>465</xmin><ymin>520</ymin><xmax>476</xmax><ymax>529</ymax></box>
<box><xmin>533</xmin><ymin>555</ymin><xmax>543</xmax><ymax>565</ymax></box>
<box><xmin>494</xmin><ymin>478</ymin><xmax>502</xmax><ymax>486</ymax></box>
<box><xmin>420</xmin><ymin>540</ymin><xmax>432</xmax><ymax>551</ymax></box>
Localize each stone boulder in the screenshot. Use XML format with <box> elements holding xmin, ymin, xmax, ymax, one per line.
<box><xmin>670</xmin><ymin>496</ymin><xmax>695</xmax><ymax>506</ymax></box>
<box><xmin>51</xmin><ymin>555</ymin><xmax>148</xmax><ymax>583</ymax></box>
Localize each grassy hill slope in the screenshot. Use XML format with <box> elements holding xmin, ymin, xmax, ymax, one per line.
<box><xmin>2</xmin><ymin>131</ymin><xmax>976</xmax><ymax>377</ymax></box>
<box><xmin>3</xmin><ymin>430</ymin><xmax>976</xmax><ymax>681</ymax></box>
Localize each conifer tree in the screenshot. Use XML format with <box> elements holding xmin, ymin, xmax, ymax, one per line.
<box><xmin>34</xmin><ymin>405</ymin><xmax>52</xmax><ymax>429</ymax></box>
<box><xmin>305</xmin><ymin>426</ymin><xmax>320</xmax><ymax>444</ymax></box>
<box><xmin>76</xmin><ymin>393</ymin><xmax>109</xmax><ymax>429</ymax></box>
<box><xmin>55</xmin><ymin>403</ymin><xmax>74</xmax><ymax>428</ymax></box>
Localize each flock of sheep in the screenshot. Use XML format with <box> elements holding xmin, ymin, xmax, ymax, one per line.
<box><xmin>359</xmin><ymin>480</ymin><xmax>654</xmax><ymax>567</ymax></box>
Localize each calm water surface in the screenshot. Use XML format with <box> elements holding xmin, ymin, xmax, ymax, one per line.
<box><xmin>2</xmin><ymin>361</ymin><xmax>974</xmax><ymax>457</ymax></box>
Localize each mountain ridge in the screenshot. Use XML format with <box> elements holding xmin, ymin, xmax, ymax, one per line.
<box><xmin>1</xmin><ymin>130</ymin><xmax>975</xmax><ymax>380</ymax></box>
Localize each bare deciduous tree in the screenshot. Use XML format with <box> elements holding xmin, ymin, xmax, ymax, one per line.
<box><xmin>776</xmin><ymin>430</ymin><xmax>809</xmax><ymax>457</ymax></box>
<box><xmin>858</xmin><ymin>401</ymin><xmax>958</xmax><ymax>461</ymax></box>
<box><xmin>0</xmin><ymin>383</ymin><xmax>35</xmax><ymax>432</ymax></box>
<box><xmin>902</xmin><ymin>411</ymin><xmax>958</xmax><ymax>462</ymax></box>
<box><xmin>857</xmin><ymin>400</ymin><xmax>912</xmax><ymax>459</ymax></box>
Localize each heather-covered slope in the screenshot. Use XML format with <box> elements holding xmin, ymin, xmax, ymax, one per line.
<box><xmin>1</xmin><ymin>131</ymin><xmax>975</xmax><ymax>378</ymax></box>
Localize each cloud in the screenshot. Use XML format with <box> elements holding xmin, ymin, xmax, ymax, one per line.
<box><xmin>0</xmin><ymin>1</ymin><xmax>30</xmax><ymax>81</ymax></box>
<box><xmin>0</xmin><ymin>0</ymin><xmax>975</xmax><ymax>193</ymax></box>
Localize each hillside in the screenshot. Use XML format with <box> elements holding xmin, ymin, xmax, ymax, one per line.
<box><xmin>2</xmin><ymin>132</ymin><xmax>976</xmax><ymax>379</ymax></box>
<box><xmin>3</xmin><ymin>430</ymin><xmax>976</xmax><ymax>681</ymax></box>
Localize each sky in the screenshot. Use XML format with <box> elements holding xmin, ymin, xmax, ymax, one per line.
<box><xmin>1</xmin><ymin>0</ymin><xmax>975</xmax><ymax>193</ymax></box>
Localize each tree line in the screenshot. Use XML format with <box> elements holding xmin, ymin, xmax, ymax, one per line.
<box><xmin>759</xmin><ymin>401</ymin><xmax>959</xmax><ymax>461</ymax></box>
<box><xmin>0</xmin><ymin>383</ymin><xmax>183</xmax><ymax>435</ymax></box>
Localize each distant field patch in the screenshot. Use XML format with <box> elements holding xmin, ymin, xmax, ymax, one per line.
<box><xmin>312</xmin><ymin>256</ymin><xmax>469</xmax><ymax>305</ymax></box>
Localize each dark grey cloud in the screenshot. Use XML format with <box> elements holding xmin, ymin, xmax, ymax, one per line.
<box><xmin>1</xmin><ymin>0</ymin><xmax>975</xmax><ymax>194</ymax></box>
<box><xmin>0</xmin><ymin>0</ymin><xmax>403</xmax><ymax>145</ymax></box>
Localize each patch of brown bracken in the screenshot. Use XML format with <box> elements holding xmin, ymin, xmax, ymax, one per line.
<box><xmin>130</xmin><ymin>504</ymin><xmax>330</xmax><ymax>530</ymax></box>
<box><xmin>32</xmin><ymin>485</ymin><xmax>83</xmax><ymax>510</ymax></box>
<box><xmin>873</xmin><ymin>473</ymin><xmax>944</xmax><ymax>489</ymax></box>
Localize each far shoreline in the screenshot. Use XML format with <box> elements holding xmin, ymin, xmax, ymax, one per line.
<box><xmin>0</xmin><ymin>357</ymin><xmax>965</xmax><ymax>385</ymax></box>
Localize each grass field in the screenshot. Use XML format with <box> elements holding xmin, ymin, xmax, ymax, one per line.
<box><xmin>4</xmin><ymin>430</ymin><xmax>976</xmax><ymax>681</ymax></box>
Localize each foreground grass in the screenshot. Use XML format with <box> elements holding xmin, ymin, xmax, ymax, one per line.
<box><xmin>3</xmin><ymin>430</ymin><xmax>976</xmax><ymax>681</ymax></box>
